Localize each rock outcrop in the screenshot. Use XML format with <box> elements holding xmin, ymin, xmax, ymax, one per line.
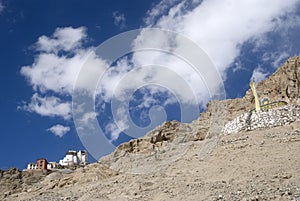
<box><xmin>0</xmin><ymin>168</ymin><xmax>48</xmax><ymax>199</ymax></box>
<box><xmin>0</xmin><ymin>163</ymin><xmax>118</xmax><ymax>200</ymax></box>
<box><xmin>202</xmin><ymin>56</ymin><xmax>300</xmax><ymax>135</ymax></box>
<box><xmin>244</xmin><ymin>56</ymin><xmax>300</xmax><ymax>104</ymax></box>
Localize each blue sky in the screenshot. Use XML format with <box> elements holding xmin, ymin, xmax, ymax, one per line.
<box><xmin>0</xmin><ymin>0</ymin><xmax>300</xmax><ymax>170</ymax></box>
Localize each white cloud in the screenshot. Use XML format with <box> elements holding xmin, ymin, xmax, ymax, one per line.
<box><xmin>36</xmin><ymin>27</ymin><xmax>87</xmax><ymax>53</ymax></box>
<box><xmin>144</xmin><ymin>0</ymin><xmax>180</xmax><ymax>25</ymax></box>
<box><xmin>105</xmin><ymin>123</ymin><xmax>123</xmax><ymax>141</ymax></box>
<box><xmin>251</xmin><ymin>66</ymin><xmax>269</xmax><ymax>83</ymax></box>
<box><xmin>21</xmin><ymin>93</ymin><xmax>72</xmax><ymax>120</ymax></box>
<box><xmin>262</xmin><ymin>51</ymin><xmax>290</xmax><ymax>69</ymax></box>
<box><xmin>79</xmin><ymin>112</ymin><xmax>98</xmax><ymax>127</ymax></box>
<box><xmin>113</xmin><ymin>11</ymin><xmax>126</xmax><ymax>29</ymax></box>
<box><xmin>144</xmin><ymin>0</ymin><xmax>300</xmax><ymax>72</ymax></box>
<box><xmin>21</xmin><ymin>52</ymin><xmax>87</xmax><ymax>94</ymax></box>
<box><xmin>21</xmin><ymin>27</ymin><xmax>91</xmax><ymax>95</ymax></box>
<box><xmin>104</xmin><ymin>105</ymin><xmax>129</xmax><ymax>141</ymax></box>
<box><xmin>20</xmin><ymin>27</ymin><xmax>108</xmax><ymax>120</ymax></box>
<box><xmin>47</xmin><ymin>124</ymin><xmax>70</xmax><ymax>137</ymax></box>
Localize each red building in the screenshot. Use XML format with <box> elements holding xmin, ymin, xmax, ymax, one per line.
<box><xmin>37</xmin><ymin>158</ymin><xmax>48</xmax><ymax>170</ymax></box>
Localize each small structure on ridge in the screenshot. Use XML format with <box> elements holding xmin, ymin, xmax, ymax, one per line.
<box><xmin>59</xmin><ymin>150</ymin><xmax>88</xmax><ymax>166</ymax></box>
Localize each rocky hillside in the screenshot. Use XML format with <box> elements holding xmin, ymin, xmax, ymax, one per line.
<box><xmin>1</xmin><ymin>56</ymin><xmax>300</xmax><ymax>201</ymax></box>
<box><xmin>0</xmin><ymin>168</ymin><xmax>48</xmax><ymax>198</ymax></box>
<box><xmin>99</xmin><ymin>56</ymin><xmax>300</xmax><ymax>173</ymax></box>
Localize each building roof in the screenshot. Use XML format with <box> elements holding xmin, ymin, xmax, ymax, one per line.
<box><xmin>37</xmin><ymin>158</ymin><xmax>47</xmax><ymax>161</ymax></box>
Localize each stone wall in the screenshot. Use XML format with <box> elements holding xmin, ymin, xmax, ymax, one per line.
<box><xmin>222</xmin><ymin>105</ymin><xmax>300</xmax><ymax>134</ymax></box>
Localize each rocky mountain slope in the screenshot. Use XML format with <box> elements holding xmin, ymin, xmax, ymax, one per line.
<box><xmin>1</xmin><ymin>56</ymin><xmax>300</xmax><ymax>201</ymax></box>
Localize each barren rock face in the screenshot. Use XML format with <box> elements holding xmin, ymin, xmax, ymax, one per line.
<box><xmin>0</xmin><ymin>168</ymin><xmax>48</xmax><ymax>199</ymax></box>
<box><xmin>0</xmin><ymin>168</ymin><xmax>22</xmax><ymax>194</ymax></box>
<box><xmin>115</xmin><ymin>120</ymin><xmax>180</xmax><ymax>155</ymax></box>
<box><xmin>200</xmin><ymin>56</ymin><xmax>300</xmax><ymax>132</ymax></box>
<box><xmin>244</xmin><ymin>56</ymin><xmax>300</xmax><ymax>104</ymax></box>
